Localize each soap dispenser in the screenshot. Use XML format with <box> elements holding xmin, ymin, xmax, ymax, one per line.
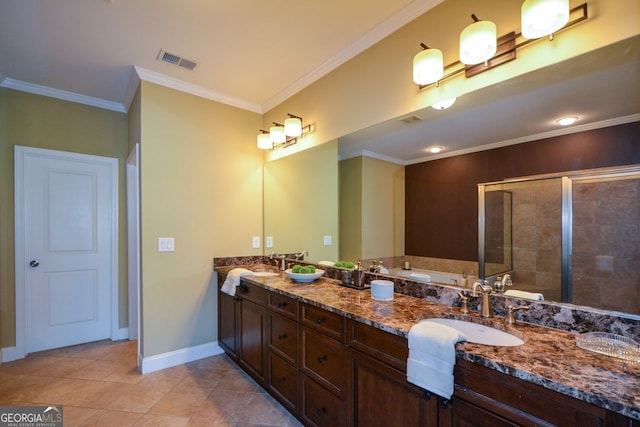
<box><xmin>354</xmin><ymin>261</ymin><xmax>365</xmax><ymax>288</ymax></box>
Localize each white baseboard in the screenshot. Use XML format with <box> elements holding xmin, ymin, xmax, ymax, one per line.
<box><xmin>139</xmin><ymin>341</ymin><xmax>224</xmax><ymax>374</ymax></box>
<box><xmin>1</xmin><ymin>346</ymin><xmax>20</xmax><ymax>363</ymax></box>
<box><xmin>116</xmin><ymin>327</ymin><xmax>129</xmax><ymax>341</ymax></box>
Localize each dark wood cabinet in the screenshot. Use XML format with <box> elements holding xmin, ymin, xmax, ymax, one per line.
<box><xmin>352</xmin><ymin>350</ymin><xmax>438</xmax><ymax>427</ymax></box>
<box><xmin>218</xmin><ymin>278</ymin><xmax>637</xmax><ymax>427</ymax></box>
<box><xmin>218</xmin><ymin>290</ymin><xmax>237</xmax><ymax>358</ymax></box>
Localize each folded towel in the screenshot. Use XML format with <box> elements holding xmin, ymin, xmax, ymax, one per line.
<box><xmin>378</xmin><ymin>265</ymin><xmax>389</xmax><ymax>274</ymax></box>
<box><xmin>407</xmin><ymin>320</ymin><xmax>467</xmax><ymax>399</ymax></box>
<box><xmin>505</xmin><ymin>290</ymin><xmax>544</xmax><ymax>301</ymax></box>
<box><xmin>220</xmin><ymin>268</ymin><xmax>254</xmax><ymax>296</ymax></box>
<box><xmin>407</xmin><ymin>357</ymin><xmax>455</xmax><ymax>399</ymax></box>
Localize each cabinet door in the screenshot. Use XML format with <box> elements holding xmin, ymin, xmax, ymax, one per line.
<box><xmin>442</xmin><ymin>396</ymin><xmax>519</xmax><ymax>427</ymax></box>
<box><xmin>301</xmin><ymin>374</ymin><xmax>346</xmax><ymax>427</ymax></box>
<box><xmin>218</xmin><ymin>290</ymin><xmax>237</xmax><ymax>359</ymax></box>
<box><xmin>352</xmin><ymin>350</ymin><xmax>438</xmax><ymax>427</ymax></box>
<box><xmin>238</xmin><ymin>298</ymin><xmax>266</xmax><ymax>385</ymax></box>
<box><xmin>268</xmin><ymin>351</ymin><xmax>299</xmax><ymax>416</ymax></box>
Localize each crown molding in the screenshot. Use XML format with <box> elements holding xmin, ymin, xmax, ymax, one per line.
<box><xmin>405</xmin><ymin>114</ymin><xmax>640</xmax><ymax>165</ymax></box>
<box><xmin>261</xmin><ymin>0</ymin><xmax>445</xmax><ymax>112</ymax></box>
<box><xmin>134</xmin><ymin>66</ymin><xmax>262</xmax><ymax>114</ymax></box>
<box><xmin>0</xmin><ymin>78</ymin><xmax>126</xmax><ymax>113</ymax></box>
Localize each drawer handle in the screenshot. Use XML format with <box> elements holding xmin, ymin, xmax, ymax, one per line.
<box><xmin>317</xmin><ymin>355</ymin><xmax>327</xmax><ymax>364</ymax></box>
<box><xmin>317</xmin><ymin>407</ymin><xmax>327</xmax><ymax>416</ymax></box>
<box><xmin>316</xmin><ymin>318</ymin><xmax>325</xmax><ymax>324</ymax></box>
<box><xmin>277</xmin><ymin>301</ymin><xmax>287</xmax><ymax>308</ymax></box>
<box><xmin>424</xmin><ymin>391</ymin><xmax>432</xmax><ymax>400</ymax></box>
<box><xmin>441</xmin><ymin>399</ymin><xmax>450</xmax><ymax>408</ymax></box>
<box><xmin>278</xmin><ymin>333</ymin><xmax>287</xmax><ymax>340</ymax></box>
<box><xmin>234</xmin><ymin>296</ymin><xmax>243</xmax><ymax>302</ymax></box>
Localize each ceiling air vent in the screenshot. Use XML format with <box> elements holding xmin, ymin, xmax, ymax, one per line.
<box><xmin>399</xmin><ymin>115</ymin><xmax>423</xmax><ymax>125</ymax></box>
<box><xmin>157</xmin><ymin>49</ymin><xmax>198</xmax><ymax>71</ymax></box>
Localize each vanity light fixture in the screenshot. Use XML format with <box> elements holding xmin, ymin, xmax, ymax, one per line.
<box><xmin>556</xmin><ymin>116</ymin><xmax>578</xmax><ymax>126</ymax></box>
<box><xmin>413</xmin><ymin>44</ymin><xmax>444</xmax><ymax>85</ymax></box>
<box><xmin>257</xmin><ymin>113</ymin><xmax>313</xmax><ymax>150</ymax></box>
<box><xmin>521</xmin><ymin>0</ymin><xmax>570</xmax><ymax>39</ymax></box>
<box><xmin>413</xmin><ymin>3</ymin><xmax>587</xmax><ymax>90</ymax></box>
<box><xmin>459</xmin><ymin>14</ymin><xmax>497</xmax><ymax>65</ymax></box>
<box><xmin>431</xmin><ymin>97</ymin><xmax>457</xmax><ymax>110</ymax></box>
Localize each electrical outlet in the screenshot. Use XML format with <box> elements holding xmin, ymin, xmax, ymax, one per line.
<box><xmin>323</xmin><ymin>235</ymin><xmax>332</xmax><ymax>246</ymax></box>
<box><xmin>252</xmin><ymin>236</ymin><xmax>260</xmax><ymax>249</ymax></box>
<box><xmin>158</xmin><ymin>237</ymin><xmax>175</xmax><ymax>252</ymax></box>
<box><xmin>266</xmin><ymin>236</ymin><xmax>274</xmax><ymax>248</ymax></box>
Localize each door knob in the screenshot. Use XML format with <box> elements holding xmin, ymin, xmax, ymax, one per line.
<box><xmin>29</xmin><ymin>260</ymin><xmax>39</xmax><ymax>268</ymax></box>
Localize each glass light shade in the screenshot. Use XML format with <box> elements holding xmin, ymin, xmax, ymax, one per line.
<box><xmin>521</xmin><ymin>0</ymin><xmax>569</xmax><ymax>39</ymax></box>
<box><xmin>413</xmin><ymin>48</ymin><xmax>444</xmax><ymax>85</ymax></box>
<box><xmin>284</xmin><ymin>117</ymin><xmax>302</xmax><ymax>137</ymax></box>
<box><xmin>270</xmin><ymin>125</ymin><xmax>286</xmax><ymax>143</ymax></box>
<box><xmin>257</xmin><ymin>133</ymin><xmax>272</xmax><ymax>150</ymax></box>
<box><xmin>431</xmin><ymin>97</ymin><xmax>457</xmax><ymax>110</ymax></box>
<box><xmin>459</xmin><ymin>20</ymin><xmax>497</xmax><ymax>65</ymax></box>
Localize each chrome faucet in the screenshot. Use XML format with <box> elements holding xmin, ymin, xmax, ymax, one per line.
<box><xmin>494</xmin><ymin>274</ymin><xmax>513</xmax><ymax>294</ymax></box>
<box><xmin>472</xmin><ymin>280</ymin><xmax>494</xmax><ymax>318</ymax></box>
<box><xmin>293</xmin><ymin>250</ymin><xmax>308</xmax><ymax>261</ymax></box>
<box><xmin>269</xmin><ymin>252</ymin><xmax>287</xmax><ymax>270</ymax></box>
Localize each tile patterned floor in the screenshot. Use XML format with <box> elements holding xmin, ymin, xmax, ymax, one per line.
<box><xmin>0</xmin><ymin>340</ymin><xmax>302</xmax><ymax>426</ymax></box>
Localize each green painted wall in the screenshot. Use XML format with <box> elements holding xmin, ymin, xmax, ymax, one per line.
<box><xmin>138</xmin><ymin>81</ymin><xmax>263</xmax><ymax>357</ymax></box>
<box><xmin>0</xmin><ymin>88</ymin><xmax>129</xmax><ymax>349</ymax></box>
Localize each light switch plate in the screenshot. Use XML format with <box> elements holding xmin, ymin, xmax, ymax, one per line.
<box><xmin>266</xmin><ymin>236</ymin><xmax>274</xmax><ymax>248</ymax></box>
<box><xmin>252</xmin><ymin>236</ymin><xmax>260</xmax><ymax>249</ymax></box>
<box><xmin>158</xmin><ymin>237</ymin><xmax>175</xmax><ymax>252</ymax></box>
<box><xmin>323</xmin><ymin>235</ymin><xmax>332</xmax><ymax>246</ymax></box>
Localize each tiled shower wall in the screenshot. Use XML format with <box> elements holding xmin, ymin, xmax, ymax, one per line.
<box><xmin>572</xmin><ymin>177</ymin><xmax>640</xmax><ymax>314</ymax></box>
<box><xmin>511</xmin><ymin>179</ymin><xmax>563</xmax><ymax>301</ymax></box>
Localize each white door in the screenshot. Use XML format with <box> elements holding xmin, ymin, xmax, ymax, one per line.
<box><xmin>15</xmin><ymin>146</ymin><xmax>118</xmax><ymax>354</ymax></box>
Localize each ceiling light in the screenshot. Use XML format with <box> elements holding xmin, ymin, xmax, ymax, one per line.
<box><xmin>556</xmin><ymin>116</ymin><xmax>578</xmax><ymax>126</ymax></box>
<box><xmin>429</xmin><ymin>146</ymin><xmax>443</xmax><ymax>154</ymax></box>
<box><xmin>521</xmin><ymin>0</ymin><xmax>570</xmax><ymax>39</ymax></box>
<box><xmin>413</xmin><ymin>44</ymin><xmax>444</xmax><ymax>85</ymax></box>
<box><xmin>460</xmin><ymin>14</ymin><xmax>497</xmax><ymax>65</ymax></box>
<box><xmin>431</xmin><ymin>98</ymin><xmax>457</xmax><ymax>110</ymax></box>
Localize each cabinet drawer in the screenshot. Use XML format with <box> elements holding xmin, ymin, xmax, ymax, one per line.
<box><xmin>301</xmin><ymin>326</ymin><xmax>347</xmax><ymax>397</ymax></box>
<box><xmin>347</xmin><ymin>319</ymin><xmax>408</xmax><ymax>372</ymax></box>
<box><xmin>301</xmin><ymin>375</ymin><xmax>346</xmax><ymax>427</ymax></box>
<box><xmin>268</xmin><ymin>352</ymin><xmax>298</xmax><ymax>415</ymax></box>
<box><xmin>268</xmin><ymin>292</ymin><xmax>298</xmax><ymax>319</ymax></box>
<box><xmin>300</xmin><ymin>303</ymin><xmax>345</xmax><ymax>342</ymax></box>
<box><xmin>237</xmin><ymin>282</ymin><xmax>267</xmax><ymax>304</ymax></box>
<box><xmin>268</xmin><ymin>312</ymin><xmax>298</xmax><ymax>365</ymax></box>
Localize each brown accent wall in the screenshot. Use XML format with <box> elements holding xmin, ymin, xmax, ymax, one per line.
<box><xmin>405</xmin><ymin>121</ymin><xmax>640</xmax><ymax>261</ymax></box>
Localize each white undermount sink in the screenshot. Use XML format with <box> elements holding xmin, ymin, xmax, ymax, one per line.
<box><xmin>427</xmin><ymin>318</ymin><xmax>524</xmax><ymax>347</ymax></box>
<box><xmin>252</xmin><ymin>271</ymin><xmax>280</xmax><ymax>277</ymax></box>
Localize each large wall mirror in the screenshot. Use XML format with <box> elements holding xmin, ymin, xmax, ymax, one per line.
<box><xmin>262</xmin><ymin>36</ymin><xmax>640</xmax><ymax>320</ymax></box>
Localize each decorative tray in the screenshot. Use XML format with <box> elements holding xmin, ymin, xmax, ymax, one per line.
<box><xmin>576</xmin><ymin>332</ymin><xmax>640</xmax><ymax>363</ymax></box>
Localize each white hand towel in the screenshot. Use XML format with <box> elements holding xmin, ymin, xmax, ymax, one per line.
<box><xmin>407</xmin><ymin>320</ymin><xmax>467</xmax><ymax>399</ymax></box>
<box><xmin>221</xmin><ymin>268</ymin><xmax>254</xmax><ymax>296</ymax></box>
<box><xmin>505</xmin><ymin>290</ymin><xmax>544</xmax><ymax>301</ymax></box>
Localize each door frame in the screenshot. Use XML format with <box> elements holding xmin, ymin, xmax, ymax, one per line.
<box><xmin>126</xmin><ymin>144</ymin><xmax>140</xmax><ymax>347</ymax></box>
<box><xmin>14</xmin><ymin>145</ymin><xmax>119</xmax><ymax>359</ymax></box>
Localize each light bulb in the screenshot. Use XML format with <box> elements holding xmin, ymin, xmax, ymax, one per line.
<box><xmin>284</xmin><ymin>117</ymin><xmax>302</xmax><ymax>137</ymax></box>
<box><xmin>413</xmin><ymin>48</ymin><xmax>444</xmax><ymax>85</ymax></box>
<box><xmin>522</xmin><ymin>0</ymin><xmax>569</xmax><ymax>39</ymax></box>
<box><xmin>270</xmin><ymin>125</ymin><xmax>286</xmax><ymax>143</ymax></box>
<box><xmin>460</xmin><ymin>19</ymin><xmax>497</xmax><ymax>65</ymax></box>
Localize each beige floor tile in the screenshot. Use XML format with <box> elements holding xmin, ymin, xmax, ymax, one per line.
<box><xmin>191</xmin><ymin>389</ymin><xmax>255</xmax><ymax>422</ymax></box>
<box><xmin>68</xmin><ymin>359</ymin><xmax>133</xmax><ymax>381</ymax></box>
<box><xmin>61</xmin><ymin>406</ymin><xmax>100</xmax><ymax>427</ymax></box>
<box><xmin>148</xmin><ymin>389</ymin><xmax>210</xmax><ymax>418</ymax></box>
<box><xmin>79</xmin><ymin>408</ymin><xmax>143</xmax><ymax>427</ymax></box>
<box><xmin>214</xmin><ymin>369</ymin><xmax>260</xmax><ymax>393</ymax></box>
<box><xmin>28</xmin><ymin>377</ymin><xmax>89</xmax><ymax>406</ymax></box>
<box><xmin>134</xmin><ymin>413</ymin><xmax>190</xmax><ymax>426</ymax></box>
<box><xmin>0</xmin><ymin>375</ymin><xmax>58</xmax><ymax>403</ymax></box>
<box><xmin>104</xmin><ymin>382</ymin><xmax>166</xmax><ymax>413</ymax></box>
<box><xmin>237</xmin><ymin>393</ymin><xmax>291</xmax><ymax>426</ymax></box>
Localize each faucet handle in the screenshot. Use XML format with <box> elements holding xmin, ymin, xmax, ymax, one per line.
<box><xmin>505</xmin><ymin>304</ymin><xmax>530</xmax><ymax>325</ymax></box>
<box><xmin>458</xmin><ymin>292</ymin><xmax>470</xmax><ymax>315</ymax></box>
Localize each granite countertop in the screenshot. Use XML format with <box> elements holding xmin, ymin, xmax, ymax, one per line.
<box><xmin>217</xmin><ymin>266</ymin><xmax>640</xmax><ymax>421</ymax></box>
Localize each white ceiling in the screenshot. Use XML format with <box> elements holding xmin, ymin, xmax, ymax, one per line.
<box><xmin>0</xmin><ymin>0</ymin><xmax>442</xmax><ymax>113</ymax></box>
<box><xmin>1</xmin><ymin>0</ymin><xmax>638</xmax><ymax>163</ymax></box>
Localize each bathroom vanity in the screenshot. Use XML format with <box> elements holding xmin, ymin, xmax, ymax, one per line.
<box><xmin>216</xmin><ymin>263</ymin><xmax>639</xmax><ymax>427</ymax></box>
